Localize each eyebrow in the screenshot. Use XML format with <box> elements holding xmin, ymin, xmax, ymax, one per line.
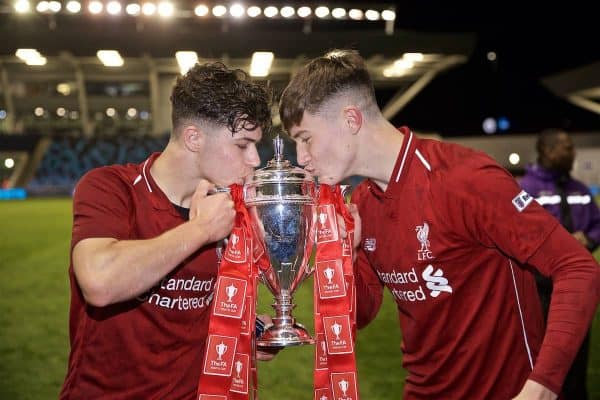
<box><xmin>234</xmin><ymin>137</ymin><xmax>260</xmax><ymax>143</ymax></box>
<box><xmin>290</xmin><ymin>129</ymin><xmax>307</xmax><ymax>139</ymax></box>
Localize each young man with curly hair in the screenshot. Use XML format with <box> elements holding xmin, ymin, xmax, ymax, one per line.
<box><xmin>60</xmin><ymin>63</ymin><xmax>273</xmax><ymax>399</ymax></box>
<box><xmin>279</xmin><ymin>50</ymin><xmax>599</xmax><ymax>400</ymax></box>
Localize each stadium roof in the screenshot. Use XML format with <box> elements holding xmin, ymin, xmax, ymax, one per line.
<box><xmin>0</xmin><ymin>0</ymin><xmax>598</xmax><ymax>136</ymax></box>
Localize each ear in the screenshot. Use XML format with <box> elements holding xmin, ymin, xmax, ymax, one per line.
<box><xmin>342</xmin><ymin>106</ymin><xmax>362</xmax><ymax>135</ymax></box>
<box><xmin>181</xmin><ymin>124</ymin><xmax>204</xmax><ymax>152</ymax></box>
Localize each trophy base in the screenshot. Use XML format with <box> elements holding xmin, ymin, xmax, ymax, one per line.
<box><xmin>256</xmin><ymin>322</ymin><xmax>314</xmax><ymax>349</ymax></box>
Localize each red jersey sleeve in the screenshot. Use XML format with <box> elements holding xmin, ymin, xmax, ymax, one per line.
<box><xmin>527</xmin><ymin>227</ymin><xmax>600</xmax><ymax>394</ymax></box>
<box><xmin>447</xmin><ymin>157</ymin><xmax>558</xmax><ymax>266</ymax></box>
<box><xmin>442</xmin><ymin>155</ymin><xmax>599</xmax><ymax>393</ymax></box>
<box><xmin>351</xmin><ymin>182</ymin><xmax>385</xmax><ymax>329</ymax></box>
<box><xmin>71</xmin><ymin>167</ymin><xmax>133</xmax><ymax>248</ymax></box>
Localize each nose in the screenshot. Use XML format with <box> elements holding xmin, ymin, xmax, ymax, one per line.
<box><xmin>296</xmin><ymin>143</ymin><xmax>311</xmax><ymax>167</ymax></box>
<box><xmin>246</xmin><ymin>144</ymin><xmax>261</xmax><ymax>168</ymax></box>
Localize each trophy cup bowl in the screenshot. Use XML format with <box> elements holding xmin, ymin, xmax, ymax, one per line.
<box><xmin>244</xmin><ymin>136</ymin><xmax>316</xmax><ymax>349</ymax></box>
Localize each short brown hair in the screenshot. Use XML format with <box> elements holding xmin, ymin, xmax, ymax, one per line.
<box><xmin>171</xmin><ymin>62</ymin><xmax>272</xmax><ymax>136</ymax></box>
<box><xmin>279</xmin><ymin>49</ymin><xmax>376</xmax><ymax>132</ymax></box>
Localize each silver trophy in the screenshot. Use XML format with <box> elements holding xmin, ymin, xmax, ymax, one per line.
<box><xmin>244</xmin><ymin>136</ymin><xmax>317</xmax><ymax>349</ymax></box>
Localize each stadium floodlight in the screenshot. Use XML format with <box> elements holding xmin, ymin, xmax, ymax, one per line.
<box><xmin>125</xmin><ymin>3</ymin><xmax>141</xmax><ymax>15</ymax></box>
<box><xmin>5</xmin><ymin>158</ymin><xmax>15</xmax><ymax>169</ymax></box>
<box><xmin>331</xmin><ymin>7</ymin><xmax>346</xmax><ymax>19</ymax></box>
<box><xmin>14</xmin><ymin>0</ymin><xmax>30</xmax><ymax>13</ymax></box>
<box><xmin>365</xmin><ymin>9</ymin><xmax>380</xmax><ymax>20</ymax></box>
<box><xmin>212</xmin><ymin>4</ymin><xmax>226</xmax><ymax>17</ymax></box>
<box><xmin>65</xmin><ymin>0</ymin><xmax>81</xmax><ymax>13</ymax></box>
<box><xmin>106</xmin><ymin>1</ymin><xmax>122</xmax><ymax>15</ymax></box>
<box><xmin>194</xmin><ymin>4</ymin><xmax>208</xmax><ymax>16</ymax></box>
<box><xmin>246</xmin><ymin>5</ymin><xmax>261</xmax><ymax>17</ymax></box>
<box><xmin>16</xmin><ymin>48</ymin><xmax>47</xmax><ymax>65</ymax></box>
<box><xmin>263</xmin><ymin>6</ymin><xmax>278</xmax><ymax>18</ymax></box>
<box><xmin>97</xmin><ymin>50</ymin><xmax>124</xmax><ymax>67</ymax></box>
<box><xmin>106</xmin><ymin>107</ymin><xmax>116</xmax><ymax>117</ymax></box>
<box><xmin>157</xmin><ymin>1</ymin><xmax>174</xmax><ymax>17</ymax></box>
<box><xmin>381</xmin><ymin>9</ymin><xmax>395</xmax><ymax>21</ymax></box>
<box><xmin>26</xmin><ymin>56</ymin><xmax>47</xmax><ymax>65</ymax></box>
<box><xmin>175</xmin><ymin>51</ymin><xmax>198</xmax><ymax>75</ymax></box>
<box><xmin>88</xmin><ymin>0</ymin><xmax>103</xmax><ymax>14</ymax></box>
<box><xmin>127</xmin><ymin>108</ymin><xmax>138</xmax><ymax>118</ymax></box>
<box><xmin>348</xmin><ymin>8</ymin><xmax>363</xmax><ymax>20</ymax></box>
<box><xmin>280</xmin><ymin>6</ymin><xmax>294</xmax><ymax>18</ymax></box>
<box><xmin>403</xmin><ymin>53</ymin><xmax>423</xmax><ymax>62</ymax></box>
<box><xmin>250</xmin><ymin>51</ymin><xmax>274</xmax><ymax>77</ymax></box>
<box><xmin>141</xmin><ymin>2</ymin><xmax>156</xmax><ymax>15</ymax></box>
<box><xmin>229</xmin><ymin>3</ymin><xmax>244</xmax><ymax>18</ymax></box>
<box><xmin>56</xmin><ymin>83</ymin><xmax>71</xmax><ymax>96</ymax></box>
<box><xmin>34</xmin><ymin>107</ymin><xmax>45</xmax><ymax>117</ymax></box>
<box><xmin>297</xmin><ymin>6</ymin><xmax>311</xmax><ymax>17</ymax></box>
<box><xmin>56</xmin><ymin>107</ymin><xmax>67</xmax><ymax>117</ymax></box>
<box><xmin>48</xmin><ymin>0</ymin><xmax>60</xmax><ymax>12</ymax></box>
<box><xmin>315</xmin><ymin>6</ymin><xmax>329</xmax><ymax>18</ymax></box>
<box><xmin>393</xmin><ymin>59</ymin><xmax>413</xmax><ymax>69</ymax></box>
<box><xmin>36</xmin><ymin>1</ymin><xmax>49</xmax><ymax>13</ymax></box>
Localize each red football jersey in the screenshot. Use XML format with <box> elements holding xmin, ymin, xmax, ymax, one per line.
<box><xmin>60</xmin><ymin>153</ymin><xmax>219</xmax><ymax>400</ymax></box>
<box><xmin>352</xmin><ymin>129</ymin><xmax>566</xmax><ymax>399</ymax></box>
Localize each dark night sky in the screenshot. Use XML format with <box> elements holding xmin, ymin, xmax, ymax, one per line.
<box><xmin>386</xmin><ymin>0</ymin><xmax>600</xmax><ymax>135</ymax></box>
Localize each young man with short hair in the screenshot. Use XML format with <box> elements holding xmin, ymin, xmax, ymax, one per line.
<box><xmin>60</xmin><ymin>62</ymin><xmax>273</xmax><ymax>399</ymax></box>
<box><xmin>279</xmin><ymin>50</ymin><xmax>599</xmax><ymax>400</ymax></box>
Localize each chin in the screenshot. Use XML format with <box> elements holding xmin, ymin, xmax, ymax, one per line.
<box><xmin>319</xmin><ymin>176</ymin><xmax>341</xmax><ymax>186</ymax></box>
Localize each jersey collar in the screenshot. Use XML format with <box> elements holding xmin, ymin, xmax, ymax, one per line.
<box><xmin>367</xmin><ymin>126</ymin><xmax>416</xmax><ymax>200</ymax></box>
<box><xmin>137</xmin><ymin>152</ymin><xmax>179</xmax><ymax>214</ymax></box>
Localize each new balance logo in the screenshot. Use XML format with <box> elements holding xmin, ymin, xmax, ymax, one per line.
<box><xmin>364</xmin><ymin>238</ymin><xmax>376</xmax><ymax>252</ymax></box>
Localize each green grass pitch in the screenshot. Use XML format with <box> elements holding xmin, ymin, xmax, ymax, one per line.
<box><xmin>0</xmin><ymin>198</ymin><xmax>598</xmax><ymax>399</ymax></box>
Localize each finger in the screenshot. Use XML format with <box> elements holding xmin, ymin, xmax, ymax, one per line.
<box><xmin>347</xmin><ymin>203</ymin><xmax>358</xmax><ymax>215</ymax></box>
<box><xmin>337</xmin><ymin>214</ymin><xmax>348</xmax><ymax>239</ymax></box>
<box><xmin>256</xmin><ymin>314</ymin><xmax>273</xmax><ymax>326</ymax></box>
<box><xmin>195</xmin><ymin>179</ymin><xmax>215</xmax><ymax>198</ymax></box>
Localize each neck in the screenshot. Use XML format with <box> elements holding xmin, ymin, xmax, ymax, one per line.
<box><xmin>353</xmin><ymin>117</ymin><xmax>405</xmax><ymax>191</ymax></box>
<box><xmin>150</xmin><ymin>139</ymin><xmax>200</xmax><ymax>207</ymax></box>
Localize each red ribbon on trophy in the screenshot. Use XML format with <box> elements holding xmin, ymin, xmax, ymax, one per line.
<box><xmin>313</xmin><ymin>184</ymin><xmax>360</xmax><ymax>400</ymax></box>
<box><xmin>197</xmin><ymin>184</ymin><xmax>269</xmax><ymax>400</ymax></box>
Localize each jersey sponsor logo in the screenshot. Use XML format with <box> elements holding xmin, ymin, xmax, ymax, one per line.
<box><xmin>363</xmin><ymin>238</ymin><xmax>376</xmax><ymax>252</ymax></box>
<box><xmin>422</xmin><ymin>265</ymin><xmax>453</xmax><ymax>297</ymax></box>
<box><xmin>136</xmin><ymin>276</ymin><xmax>215</xmax><ymax>311</ymax></box>
<box><xmin>512</xmin><ymin>190</ymin><xmax>534</xmax><ymax>212</ymax></box>
<box><xmin>377</xmin><ymin>264</ymin><xmax>453</xmax><ymax>302</ymax></box>
<box><xmin>415</xmin><ymin>222</ymin><xmax>434</xmax><ymax>260</ymax></box>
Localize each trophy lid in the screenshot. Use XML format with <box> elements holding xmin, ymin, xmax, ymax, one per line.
<box><xmin>244</xmin><ymin>136</ymin><xmax>315</xmax><ymax>204</ymax></box>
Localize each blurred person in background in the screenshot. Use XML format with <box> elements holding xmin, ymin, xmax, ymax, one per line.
<box><xmin>520</xmin><ymin>128</ymin><xmax>600</xmax><ymax>400</ymax></box>
<box><xmin>60</xmin><ymin>62</ymin><xmax>274</xmax><ymax>399</ymax></box>
<box><xmin>279</xmin><ymin>49</ymin><xmax>600</xmax><ymax>400</ymax></box>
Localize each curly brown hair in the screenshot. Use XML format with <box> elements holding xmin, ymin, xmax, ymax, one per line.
<box><xmin>170</xmin><ymin>62</ymin><xmax>272</xmax><ymax>135</ymax></box>
<box><xmin>279</xmin><ymin>49</ymin><xmax>376</xmax><ymax>132</ymax></box>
